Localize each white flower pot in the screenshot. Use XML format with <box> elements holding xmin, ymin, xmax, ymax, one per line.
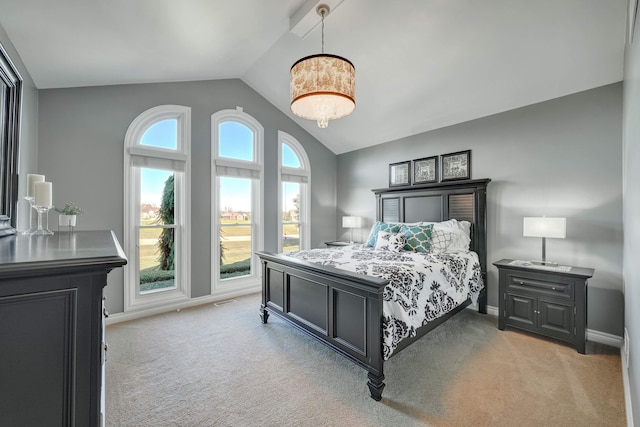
<box><xmin>58</xmin><ymin>214</ymin><xmax>77</xmax><ymax>227</ymax></box>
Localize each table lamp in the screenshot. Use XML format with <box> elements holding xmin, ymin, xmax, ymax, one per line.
<box><xmin>523</xmin><ymin>217</ymin><xmax>566</xmax><ymax>266</ymax></box>
<box><xmin>342</xmin><ymin>216</ymin><xmax>362</xmax><ymax>243</ymax></box>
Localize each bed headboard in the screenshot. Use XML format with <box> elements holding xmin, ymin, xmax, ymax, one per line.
<box><xmin>372</xmin><ymin>178</ymin><xmax>490</xmax><ymax>281</ymax></box>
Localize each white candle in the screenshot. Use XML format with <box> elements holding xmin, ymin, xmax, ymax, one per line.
<box><xmin>27</xmin><ymin>174</ymin><xmax>45</xmax><ymax>198</ymax></box>
<box><xmin>34</xmin><ymin>181</ymin><xmax>53</xmax><ymax>207</ymax></box>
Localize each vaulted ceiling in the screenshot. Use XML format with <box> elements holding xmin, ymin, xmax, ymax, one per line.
<box><xmin>0</xmin><ymin>0</ymin><xmax>627</xmax><ymax>154</ymax></box>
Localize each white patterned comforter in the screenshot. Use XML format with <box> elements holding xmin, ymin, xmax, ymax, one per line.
<box><xmin>285</xmin><ymin>244</ymin><xmax>483</xmax><ymax>360</ymax></box>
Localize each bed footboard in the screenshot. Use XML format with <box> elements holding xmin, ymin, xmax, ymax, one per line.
<box><xmin>257</xmin><ymin>251</ymin><xmax>389</xmax><ymax>400</ymax></box>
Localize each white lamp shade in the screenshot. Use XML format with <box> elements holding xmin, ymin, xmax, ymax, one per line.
<box><xmin>342</xmin><ymin>216</ymin><xmax>362</xmax><ymax>228</ymax></box>
<box><xmin>523</xmin><ymin>217</ymin><xmax>566</xmax><ymax>239</ymax></box>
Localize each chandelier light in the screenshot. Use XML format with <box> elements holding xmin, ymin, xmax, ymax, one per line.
<box><xmin>290</xmin><ymin>4</ymin><xmax>355</xmax><ymax>128</ymax></box>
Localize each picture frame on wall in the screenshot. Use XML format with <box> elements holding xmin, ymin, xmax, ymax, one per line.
<box><xmin>412</xmin><ymin>156</ymin><xmax>438</xmax><ymax>184</ymax></box>
<box><xmin>441</xmin><ymin>150</ymin><xmax>471</xmax><ymax>181</ymax></box>
<box><xmin>389</xmin><ymin>161</ymin><xmax>410</xmax><ymax>187</ymax></box>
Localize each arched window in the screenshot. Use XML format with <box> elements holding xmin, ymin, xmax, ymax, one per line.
<box><xmin>124</xmin><ymin>105</ymin><xmax>191</xmax><ymax>311</ymax></box>
<box><xmin>211</xmin><ymin>107</ymin><xmax>264</xmax><ymax>293</ymax></box>
<box><xmin>278</xmin><ymin>131</ymin><xmax>310</xmax><ymax>252</ymax></box>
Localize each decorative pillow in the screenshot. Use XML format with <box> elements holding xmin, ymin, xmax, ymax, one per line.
<box><xmin>429</xmin><ymin>228</ymin><xmax>454</xmax><ymax>253</ymax></box>
<box><xmin>374</xmin><ymin>230</ymin><xmax>405</xmax><ymax>252</ymax></box>
<box><xmin>422</xmin><ymin>219</ymin><xmax>471</xmax><ymax>252</ymax></box>
<box><xmin>400</xmin><ymin>224</ymin><xmax>434</xmax><ymax>253</ymax></box>
<box><xmin>366</xmin><ymin>221</ymin><xmax>402</xmax><ymax>247</ymax></box>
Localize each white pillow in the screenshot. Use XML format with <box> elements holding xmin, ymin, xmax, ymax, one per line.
<box><xmin>429</xmin><ymin>228</ymin><xmax>455</xmax><ymax>253</ymax></box>
<box><xmin>457</xmin><ymin>220</ymin><xmax>472</xmax><ymax>238</ymax></box>
<box><xmin>374</xmin><ymin>230</ymin><xmax>405</xmax><ymax>252</ymax></box>
<box><xmin>422</xmin><ymin>219</ymin><xmax>471</xmax><ymax>252</ymax></box>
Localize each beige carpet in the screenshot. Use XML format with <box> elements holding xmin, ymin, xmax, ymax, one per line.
<box><xmin>106</xmin><ymin>293</ymin><xmax>625</xmax><ymax>426</ymax></box>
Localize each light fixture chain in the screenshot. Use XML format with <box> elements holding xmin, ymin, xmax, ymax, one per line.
<box><xmin>321</xmin><ymin>9</ymin><xmax>325</xmax><ymax>54</ymax></box>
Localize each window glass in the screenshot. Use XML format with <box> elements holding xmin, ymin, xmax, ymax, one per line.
<box><xmin>219</xmin><ymin>122</ymin><xmax>253</xmax><ymax>161</ymax></box>
<box><xmin>219</xmin><ymin>177</ymin><xmax>252</xmax><ymax>279</ymax></box>
<box><xmin>282</xmin><ymin>182</ymin><xmax>301</xmax><ymax>252</ymax></box>
<box><xmin>140</xmin><ymin>119</ymin><xmax>178</xmax><ymax>150</ymax></box>
<box><xmin>278</xmin><ymin>132</ymin><xmax>309</xmax><ymax>252</ymax></box>
<box><xmin>282</xmin><ymin>143</ymin><xmax>301</xmax><ymax>168</ymax></box>
<box><xmin>138</xmin><ymin>168</ymin><xmax>176</xmax><ymax>293</ymax></box>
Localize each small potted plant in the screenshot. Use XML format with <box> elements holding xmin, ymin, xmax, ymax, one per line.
<box><xmin>55</xmin><ymin>203</ymin><xmax>83</xmax><ymax>227</ymax></box>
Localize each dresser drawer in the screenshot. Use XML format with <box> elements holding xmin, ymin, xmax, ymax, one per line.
<box><xmin>506</xmin><ymin>272</ymin><xmax>574</xmax><ymax>299</ymax></box>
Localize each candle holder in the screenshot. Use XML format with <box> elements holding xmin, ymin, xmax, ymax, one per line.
<box><xmin>22</xmin><ymin>196</ymin><xmax>37</xmax><ymax>235</ymax></box>
<box><xmin>30</xmin><ymin>204</ymin><xmax>54</xmax><ymax>236</ymax></box>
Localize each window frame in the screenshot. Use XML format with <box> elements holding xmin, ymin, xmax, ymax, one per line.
<box><xmin>0</xmin><ymin>42</ymin><xmax>21</xmax><ymax>228</ymax></box>
<box><xmin>277</xmin><ymin>131</ymin><xmax>310</xmax><ymax>252</ymax></box>
<box><xmin>211</xmin><ymin>107</ymin><xmax>264</xmax><ymax>295</ymax></box>
<box><xmin>123</xmin><ymin>105</ymin><xmax>191</xmax><ymax>312</ymax></box>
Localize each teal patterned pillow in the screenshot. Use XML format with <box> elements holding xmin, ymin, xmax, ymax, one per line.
<box><xmin>400</xmin><ymin>224</ymin><xmax>434</xmax><ymax>252</ymax></box>
<box><xmin>366</xmin><ymin>221</ymin><xmax>402</xmax><ymax>247</ymax></box>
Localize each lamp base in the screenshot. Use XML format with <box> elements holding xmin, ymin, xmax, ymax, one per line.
<box><xmin>530</xmin><ymin>260</ymin><xmax>559</xmax><ymax>267</ymax></box>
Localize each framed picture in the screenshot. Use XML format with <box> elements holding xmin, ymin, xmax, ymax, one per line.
<box><xmin>412</xmin><ymin>156</ymin><xmax>438</xmax><ymax>184</ymax></box>
<box><xmin>389</xmin><ymin>161</ymin><xmax>410</xmax><ymax>187</ymax></box>
<box><xmin>441</xmin><ymin>150</ymin><xmax>471</xmax><ymax>181</ymax></box>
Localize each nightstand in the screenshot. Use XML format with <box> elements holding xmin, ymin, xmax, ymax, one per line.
<box><xmin>493</xmin><ymin>259</ymin><xmax>594</xmax><ymax>354</ymax></box>
<box><xmin>324</xmin><ymin>241</ymin><xmax>353</xmax><ymax>248</ymax></box>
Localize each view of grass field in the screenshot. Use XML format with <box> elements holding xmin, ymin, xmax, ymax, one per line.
<box><xmin>138</xmin><ymin>217</ymin><xmax>301</xmax><ymax>290</ymax></box>
<box><xmin>282</xmin><ymin>222</ymin><xmax>300</xmax><ymax>252</ymax></box>
<box><xmin>139</xmin><ymin>218</ymin><xmax>175</xmax><ymax>292</ymax></box>
<box><xmin>219</xmin><ymin>220</ymin><xmax>299</xmax><ymax>264</ymax></box>
<box><xmin>219</xmin><ymin>220</ymin><xmax>298</xmax><ymax>278</ymax></box>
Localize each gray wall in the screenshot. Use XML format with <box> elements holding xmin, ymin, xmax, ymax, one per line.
<box><xmin>37</xmin><ymin>79</ymin><xmax>337</xmax><ymax>314</ymax></box>
<box><xmin>0</xmin><ymin>24</ymin><xmax>38</xmax><ymax>229</ymax></box>
<box><xmin>623</xmin><ymin>22</ymin><xmax>640</xmax><ymax>425</ymax></box>
<box><xmin>337</xmin><ymin>83</ymin><xmax>623</xmax><ymax>336</ymax></box>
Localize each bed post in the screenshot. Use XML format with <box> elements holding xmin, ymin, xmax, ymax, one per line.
<box><xmin>259</xmin><ymin>259</ymin><xmax>269</xmax><ymax>324</ymax></box>
<box><xmin>475</xmin><ymin>181</ymin><xmax>488</xmax><ymax>314</ymax></box>
<box><xmin>366</xmin><ymin>290</ymin><xmax>385</xmax><ymax>400</ymax></box>
<box><xmin>367</xmin><ymin>373</ymin><xmax>385</xmax><ymax>401</ymax></box>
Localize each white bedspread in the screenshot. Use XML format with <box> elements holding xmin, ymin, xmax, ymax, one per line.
<box><xmin>285</xmin><ymin>244</ymin><xmax>483</xmax><ymax>359</ymax></box>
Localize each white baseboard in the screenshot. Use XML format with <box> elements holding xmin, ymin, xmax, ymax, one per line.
<box><xmin>106</xmin><ymin>286</ymin><xmax>260</xmax><ymax>326</ymax></box>
<box><xmin>486</xmin><ymin>304</ymin><xmax>499</xmax><ymax>317</ymax></box>
<box><xmin>464</xmin><ymin>303</ymin><xmax>499</xmax><ymax>316</ymax></box>
<box><xmin>588</xmin><ymin>329</ymin><xmax>624</xmax><ymax>348</ymax></box>
<box><xmin>622</xmin><ymin>346</ymin><xmax>635</xmax><ymax>427</ymax></box>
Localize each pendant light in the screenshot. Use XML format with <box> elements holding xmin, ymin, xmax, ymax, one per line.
<box><xmin>290</xmin><ymin>4</ymin><xmax>355</xmax><ymax>128</ymax></box>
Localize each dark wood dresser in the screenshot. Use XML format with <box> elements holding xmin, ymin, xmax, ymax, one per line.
<box><xmin>494</xmin><ymin>259</ymin><xmax>594</xmax><ymax>354</ymax></box>
<box><xmin>0</xmin><ymin>230</ymin><xmax>127</xmax><ymax>427</ymax></box>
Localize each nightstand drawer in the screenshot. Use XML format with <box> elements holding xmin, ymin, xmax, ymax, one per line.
<box><xmin>506</xmin><ymin>273</ymin><xmax>574</xmax><ymax>299</ymax></box>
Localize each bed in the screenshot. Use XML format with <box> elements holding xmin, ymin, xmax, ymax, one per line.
<box><xmin>256</xmin><ymin>178</ymin><xmax>490</xmax><ymax>400</ymax></box>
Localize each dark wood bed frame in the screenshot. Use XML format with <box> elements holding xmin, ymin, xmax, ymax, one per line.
<box><xmin>257</xmin><ymin>178</ymin><xmax>490</xmax><ymax>400</ymax></box>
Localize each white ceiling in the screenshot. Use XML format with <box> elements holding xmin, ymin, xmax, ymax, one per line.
<box><xmin>0</xmin><ymin>0</ymin><xmax>627</xmax><ymax>154</ymax></box>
